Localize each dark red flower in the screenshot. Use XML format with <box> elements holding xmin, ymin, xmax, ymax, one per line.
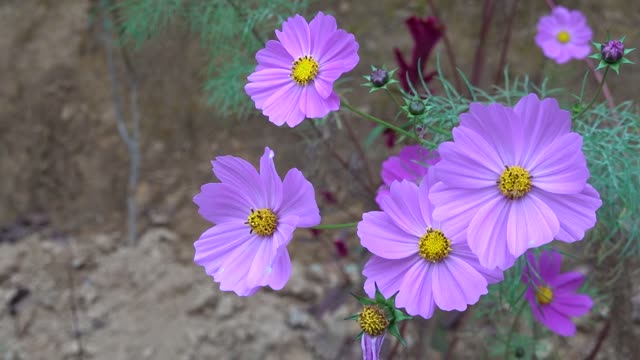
<box><xmin>394</xmin><ymin>16</ymin><xmax>444</xmax><ymax>94</ymax></box>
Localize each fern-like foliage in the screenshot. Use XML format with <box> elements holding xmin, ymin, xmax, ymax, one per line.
<box><xmin>116</xmin><ymin>0</ymin><xmax>310</xmax><ymax>116</ymax></box>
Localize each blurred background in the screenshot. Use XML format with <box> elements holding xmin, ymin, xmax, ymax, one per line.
<box><xmin>0</xmin><ymin>0</ymin><xmax>639</xmax><ymax>359</ymax></box>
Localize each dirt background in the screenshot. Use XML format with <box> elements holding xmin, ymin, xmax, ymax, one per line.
<box><xmin>1</xmin><ymin>0</ymin><xmax>639</xmax><ymax>359</ymax></box>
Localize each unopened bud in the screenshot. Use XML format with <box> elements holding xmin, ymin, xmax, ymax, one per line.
<box><xmin>370</xmin><ymin>68</ymin><xmax>389</xmax><ymax>87</ymax></box>
<box><xmin>409</xmin><ymin>101</ymin><xmax>425</xmax><ymax>115</ymax></box>
<box><xmin>601</xmin><ymin>40</ymin><xmax>625</xmax><ymax>64</ymax></box>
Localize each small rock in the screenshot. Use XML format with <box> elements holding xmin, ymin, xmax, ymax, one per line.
<box><xmin>142</xmin><ymin>347</ymin><xmax>155</xmax><ymax>359</ymax></box>
<box><xmin>215</xmin><ymin>296</ymin><xmax>240</xmax><ymax>320</ymax></box>
<box><xmin>94</xmin><ymin>233</ymin><xmax>118</xmax><ymax>253</ymax></box>
<box><xmin>139</xmin><ymin>228</ymin><xmax>177</xmax><ymax>246</ymax></box>
<box><xmin>187</xmin><ymin>288</ymin><xmax>218</xmax><ymax>316</ymax></box>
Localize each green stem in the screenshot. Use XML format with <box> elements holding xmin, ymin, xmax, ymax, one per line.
<box><xmin>504</xmin><ymin>301</ymin><xmax>527</xmax><ymax>360</ymax></box>
<box><xmin>385</xmin><ymin>88</ymin><xmax>403</xmax><ymax>109</ymax></box>
<box><xmin>342</xmin><ymin>101</ymin><xmax>436</xmax><ymax>146</ymax></box>
<box><xmin>575</xmin><ymin>66</ymin><xmax>610</xmax><ymax>120</ymax></box>
<box><xmin>311</xmin><ymin>222</ymin><xmax>359</xmax><ymax>230</ymax></box>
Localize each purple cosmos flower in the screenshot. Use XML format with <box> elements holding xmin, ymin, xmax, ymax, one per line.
<box><xmin>429</xmin><ymin>94</ymin><xmax>602</xmax><ymax>270</ymax></box>
<box><xmin>394</xmin><ymin>16</ymin><xmax>443</xmax><ymax>94</ymax></box>
<box><xmin>376</xmin><ymin>145</ymin><xmax>439</xmax><ymax>206</ymax></box>
<box><xmin>535</xmin><ymin>6</ymin><xmax>593</xmax><ymax>64</ymax></box>
<box><xmin>193</xmin><ymin>147</ymin><xmax>321</xmax><ymax>296</ymax></box>
<box><xmin>245</xmin><ymin>12</ymin><xmax>359</xmax><ymax>127</ymax></box>
<box><xmin>523</xmin><ymin>250</ymin><xmax>593</xmax><ymax>336</ymax></box>
<box><xmin>360</xmin><ymin>178</ymin><xmax>503</xmax><ymax>319</ymax></box>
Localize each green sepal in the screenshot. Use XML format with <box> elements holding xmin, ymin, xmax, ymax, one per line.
<box><xmin>620</xmin><ymin>57</ymin><xmax>634</xmax><ymax>64</ymax></box>
<box><xmin>351</xmin><ymin>292</ymin><xmax>376</xmax><ymax>306</ymax></box>
<box><xmin>393</xmin><ymin>308</ymin><xmax>413</xmax><ymax>322</ymax></box>
<box><xmin>623</xmin><ymin>47</ymin><xmax>635</xmax><ymax>55</ymax></box>
<box><xmin>588</xmin><ymin>53</ymin><xmax>601</xmax><ymax>60</ymax></box>
<box><xmin>610</xmin><ymin>63</ymin><xmax>621</xmax><ymax>75</ymax></box>
<box><xmin>355</xmin><ymin>331</ymin><xmax>364</xmax><ymax>341</ymax></box>
<box><xmin>373</xmin><ymin>283</ymin><xmax>386</xmax><ymax>303</ymax></box>
<box><xmin>387</xmin><ymin>322</ymin><xmax>407</xmax><ymax>347</ymax></box>
<box><xmin>595</xmin><ymin>60</ymin><xmax>608</xmax><ymax>71</ymax></box>
<box><xmin>345</xmin><ymin>313</ymin><xmax>361</xmax><ymax>321</ymax></box>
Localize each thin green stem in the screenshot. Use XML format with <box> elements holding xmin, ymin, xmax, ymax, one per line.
<box><xmin>575</xmin><ymin>66</ymin><xmax>610</xmax><ymax>120</ymax></box>
<box><xmin>385</xmin><ymin>88</ymin><xmax>403</xmax><ymax>109</ymax></box>
<box><xmin>311</xmin><ymin>222</ymin><xmax>359</xmax><ymax>230</ymax></box>
<box><xmin>504</xmin><ymin>301</ymin><xmax>527</xmax><ymax>360</ymax></box>
<box><xmin>342</xmin><ymin>101</ymin><xmax>437</xmax><ymax>147</ymax></box>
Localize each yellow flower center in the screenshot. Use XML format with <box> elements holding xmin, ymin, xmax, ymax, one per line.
<box><xmin>535</xmin><ymin>286</ymin><xmax>554</xmax><ymax>305</ymax></box>
<box><xmin>498</xmin><ymin>166</ymin><xmax>532</xmax><ymax>200</ymax></box>
<box><xmin>291</xmin><ymin>55</ymin><xmax>319</xmax><ymax>85</ymax></box>
<box><xmin>358</xmin><ymin>305</ymin><xmax>388</xmax><ymax>336</ymax></box>
<box><xmin>418</xmin><ymin>228</ymin><xmax>452</xmax><ymax>263</ymax></box>
<box><xmin>556</xmin><ymin>30</ymin><xmax>571</xmax><ymax>44</ymax></box>
<box><xmin>246</xmin><ymin>208</ymin><xmax>278</xmax><ymax>236</ymax></box>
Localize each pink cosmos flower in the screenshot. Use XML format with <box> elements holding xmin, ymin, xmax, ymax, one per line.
<box><xmin>245</xmin><ymin>12</ymin><xmax>359</xmax><ymax>127</ymax></box>
<box><xmin>359</xmin><ymin>178</ymin><xmax>503</xmax><ymax>319</ymax></box>
<box><xmin>376</xmin><ymin>145</ymin><xmax>439</xmax><ymax>206</ymax></box>
<box><xmin>430</xmin><ymin>94</ymin><xmax>602</xmax><ymax>270</ymax></box>
<box><xmin>535</xmin><ymin>6</ymin><xmax>593</xmax><ymax>64</ymax></box>
<box><xmin>193</xmin><ymin>147</ymin><xmax>321</xmax><ymax>296</ymax></box>
<box><xmin>523</xmin><ymin>250</ymin><xmax>593</xmax><ymax>336</ymax></box>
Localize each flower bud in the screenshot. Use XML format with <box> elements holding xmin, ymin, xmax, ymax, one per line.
<box><xmin>370</xmin><ymin>68</ymin><xmax>389</xmax><ymax>87</ymax></box>
<box><xmin>601</xmin><ymin>39</ymin><xmax>625</xmax><ymax>63</ymax></box>
<box><xmin>409</xmin><ymin>101</ymin><xmax>426</xmax><ymax>115</ymax></box>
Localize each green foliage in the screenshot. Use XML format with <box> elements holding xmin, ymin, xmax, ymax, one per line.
<box><xmin>116</xmin><ymin>0</ymin><xmax>310</xmax><ymax>116</ymax></box>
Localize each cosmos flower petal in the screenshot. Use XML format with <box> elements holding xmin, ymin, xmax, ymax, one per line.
<box><xmin>213</xmin><ymin>155</ymin><xmax>265</xmax><ymax>206</ymax></box>
<box><xmin>358</xmin><ymin>211</ymin><xmax>419</xmax><ymax>259</ymax></box>
<box><xmin>216</xmin><ymin>236</ymin><xmax>263</xmax><ymax>295</ymax></box>
<box><xmin>361</xmin><ymin>333</ymin><xmax>385</xmax><ymax>360</ymax></box>
<box><xmin>459</xmin><ymin>102</ymin><xmax>522</xmax><ymax>164</ymax></box>
<box><xmin>430</xmin><ymin>182</ymin><xmax>502</xmax><ymax>242</ymax></box>
<box><xmin>379</xmin><ymin>181</ymin><xmax>427</xmax><ymax>236</ymax></box>
<box><xmin>363</xmin><ymin>254</ymin><xmax>418</xmax><ymax>298</ymax></box>
<box><xmin>451</xmin><ymin>244</ymin><xmax>504</xmax><ymax>284</ymax></box>
<box><xmin>513</xmin><ymin>94</ymin><xmax>571</xmax><ymax>164</ymax></box>
<box><xmin>550</xmin><ymin>272</ymin><xmax>585</xmax><ymax>293</ymax></box>
<box><xmin>300</xmin><ymin>84</ymin><xmax>340</xmax><ymax>118</ymax></box>
<box><xmin>245</xmin><ymin>71</ymin><xmax>292</xmax><ymax>110</ymax></box>
<box><xmin>275</xmin><ymin>14</ymin><xmax>310</xmax><ymax>57</ymax></box>
<box><xmin>432</xmin><ymin>256</ymin><xmax>488</xmax><ymax>311</ymax></box>
<box><xmin>267</xmin><ymin>247</ymin><xmax>292</xmax><ymax>291</ymax></box>
<box><xmin>315</xmin><ymin>30</ymin><xmax>360</xmax><ymax>73</ymax></box>
<box><xmin>246</xmin><ymin>235</ymin><xmax>281</xmax><ymax>287</ymax></box>
<box><xmin>262</xmin><ymin>82</ymin><xmax>305</xmax><ymax>127</ymax></box>
<box><xmin>308</xmin><ymin>11</ymin><xmax>337</xmax><ymax>61</ymax></box>
<box><xmin>396</xmin><ymin>259</ymin><xmax>436</xmax><ymax>319</ymax></box>
<box><xmin>277</xmin><ymin>169</ymin><xmax>321</xmax><ymax>228</ymax></box>
<box><xmin>537</xmin><ymin>305</ymin><xmax>577</xmax><ymax>336</ymax></box>
<box><xmin>506</xmin><ymin>194</ymin><xmax>559</xmax><ymax>256</ymax></box>
<box><xmin>194</xmin><ymin>222</ymin><xmax>254</xmax><ymax>276</ymax></box>
<box><xmin>532</xmin><ymin>185</ymin><xmax>601</xmax><ymax>243</ymax></box>
<box><xmin>259</xmin><ymin>147</ymin><xmax>283</xmax><ymax>210</ymax></box>
<box><xmin>255</xmin><ymin>40</ymin><xmax>294</xmax><ymax>70</ymax></box>
<box><xmin>528</xmin><ymin>133</ymin><xmax>589</xmax><ymax>194</ymax></box>
<box><xmin>194</xmin><ymin>183</ymin><xmax>253</xmax><ymax>224</ymax></box>
<box><xmin>551</xmin><ymin>294</ymin><xmax>593</xmax><ymax>317</ymax></box>
<box><xmin>467</xmin><ymin>196</ymin><xmax>517</xmax><ymax>270</ymax></box>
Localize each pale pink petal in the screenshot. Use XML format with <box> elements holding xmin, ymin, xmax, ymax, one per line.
<box><xmin>396</xmin><ymin>259</ymin><xmax>435</xmax><ymax>319</ymax></box>
<box><xmin>275</xmin><ymin>15</ymin><xmax>310</xmax><ymax>58</ymax></box>
<box><xmin>506</xmin><ymin>194</ymin><xmax>559</xmax><ymax>257</ymax></box>
<box><xmin>533</xmin><ymin>185</ymin><xmax>601</xmax><ymax>243</ymax></box>
<box><xmin>245</xmin><ymin>69</ymin><xmax>292</xmax><ymax>109</ymax></box>
<box><xmin>268</xmin><ymin>247</ymin><xmax>292</xmax><ymax>290</ymax></box>
<box><xmin>358</xmin><ymin>211</ymin><xmax>419</xmax><ymax>259</ymax></box>
<box><xmin>308</xmin><ymin>11</ymin><xmax>337</xmax><ymax>61</ymax></box>
<box><xmin>213</xmin><ymin>155</ymin><xmax>265</xmax><ymax>207</ymax></box>
<box><xmin>262</xmin><ymin>82</ymin><xmax>305</xmax><ymax>127</ymax></box>
<box><xmin>451</xmin><ymin>244</ymin><xmax>504</xmax><ymax>284</ymax></box>
<box><xmin>432</xmin><ymin>256</ymin><xmax>488</xmax><ymax>311</ymax></box>
<box><xmin>277</xmin><ymin>168</ymin><xmax>321</xmax><ymax>228</ymax></box>
<box><xmin>550</xmin><ymin>293</ymin><xmax>592</xmax><ymax>318</ymax></box>
<box><xmin>259</xmin><ymin>147</ymin><xmax>283</xmax><ymax>209</ymax></box>
<box><xmin>299</xmin><ymin>84</ymin><xmax>339</xmax><ymax>119</ymax></box>
<box><xmin>549</xmin><ymin>271</ymin><xmax>585</xmax><ymax>293</ymax></box>
<box><xmin>379</xmin><ymin>181</ymin><xmax>427</xmax><ymax>237</ymax></box>
<box><xmin>193</xmin><ymin>183</ymin><xmax>253</xmax><ymax>224</ymax></box>
<box><xmin>528</xmin><ymin>133</ymin><xmax>589</xmax><ymax>194</ymax></box>
<box><xmin>363</xmin><ymin>255</ymin><xmax>419</xmax><ymax>298</ymax></box>
<box><xmin>255</xmin><ymin>40</ymin><xmax>294</xmax><ymax>70</ymax></box>
<box><xmin>467</xmin><ymin>196</ymin><xmax>517</xmax><ymax>270</ymax></box>
<box><xmin>361</xmin><ymin>334</ymin><xmax>385</xmax><ymax>360</ymax></box>
<box><xmin>194</xmin><ymin>223</ymin><xmax>253</xmax><ymax>276</ymax></box>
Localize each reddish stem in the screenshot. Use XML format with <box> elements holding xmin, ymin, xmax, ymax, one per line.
<box><xmin>426</xmin><ymin>0</ymin><xmax>463</xmax><ymax>91</ymax></box>
<box><xmin>471</xmin><ymin>0</ymin><xmax>496</xmax><ymax>87</ymax></box>
<box><xmin>494</xmin><ymin>0</ymin><xmax>521</xmax><ymax>85</ymax></box>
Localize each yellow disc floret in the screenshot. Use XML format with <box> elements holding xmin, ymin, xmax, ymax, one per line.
<box><xmin>536</xmin><ymin>286</ymin><xmax>554</xmax><ymax>305</ymax></box>
<box><xmin>556</xmin><ymin>30</ymin><xmax>571</xmax><ymax>44</ymax></box>
<box><xmin>358</xmin><ymin>305</ymin><xmax>388</xmax><ymax>336</ymax></box>
<box><xmin>418</xmin><ymin>228</ymin><xmax>452</xmax><ymax>263</ymax></box>
<box><xmin>246</xmin><ymin>208</ymin><xmax>278</xmax><ymax>236</ymax></box>
<box><xmin>291</xmin><ymin>55</ymin><xmax>319</xmax><ymax>85</ymax></box>
<box><xmin>498</xmin><ymin>165</ymin><xmax>532</xmax><ymax>200</ymax></box>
